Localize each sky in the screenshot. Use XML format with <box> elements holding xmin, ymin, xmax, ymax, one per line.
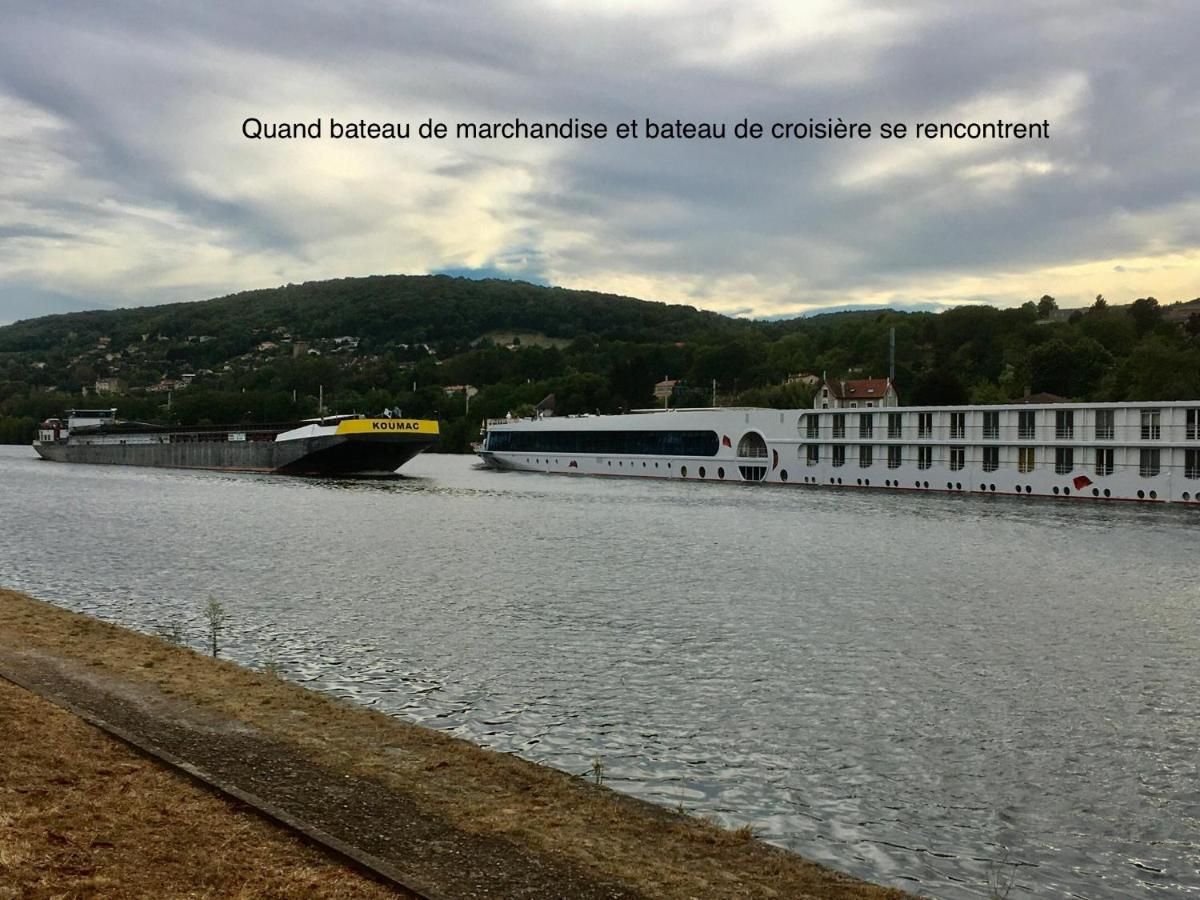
<box><xmin>1</xmin><ymin>0</ymin><xmax>1198</xmax><ymax>325</ymax></box>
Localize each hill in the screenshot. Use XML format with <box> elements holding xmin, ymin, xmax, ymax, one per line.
<box><xmin>1</xmin><ymin>276</ymin><xmax>1198</xmax><ymax>450</ymax></box>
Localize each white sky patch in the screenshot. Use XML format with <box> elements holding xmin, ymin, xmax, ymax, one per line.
<box><xmin>0</xmin><ymin>2</ymin><xmax>1197</xmax><ymax>321</ymax></box>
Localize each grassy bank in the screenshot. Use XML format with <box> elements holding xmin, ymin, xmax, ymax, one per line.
<box><xmin>0</xmin><ymin>676</ymin><xmax>399</xmax><ymax>898</ymax></box>
<box><xmin>0</xmin><ymin>588</ymin><xmax>909</xmax><ymax>898</ymax></box>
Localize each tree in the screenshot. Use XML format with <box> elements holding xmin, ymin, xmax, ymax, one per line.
<box><xmin>1128</xmin><ymin>297</ymin><xmax>1162</xmax><ymax>336</ymax></box>
<box><xmin>911</xmin><ymin>369</ymin><xmax>968</xmax><ymax>405</ymax></box>
<box><xmin>1091</xmin><ymin>294</ymin><xmax>1108</xmax><ymax>312</ymax></box>
<box><xmin>1036</xmin><ymin>295</ymin><xmax>1058</xmax><ymax>319</ymax></box>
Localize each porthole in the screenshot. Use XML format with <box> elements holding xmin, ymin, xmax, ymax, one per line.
<box><xmin>980</xmin><ymin>483</ymin><xmax>986</xmax><ymax>491</ymax></box>
<box><xmin>947</xmin><ymin>482</ymin><xmax>953</xmax><ymax>490</ymax></box>
<box><xmin>618</xmin><ymin>460</ymin><xmax>622</xmax><ymax>466</ymax></box>
<box><xmin>655</xmin><ymin>462</ymin><xmax>659</xmax><ymax>468</ymax></box>
<box><xmin>1183</xmin><ymin>491</ymin><xmax>1190</xmax><ymax>500</ymax></box>
<box><xmin>1092</xmin><ymin>488</ymin><xmax>1100</xmax><ymax>496</ymax></box>
<box><xmin>857</xmin><ymin>478</ymin><xmax>863</xmax><ymax>486</ymax></box>
<box><xmin>642</xmin><ymin>461</ymin><xmax>646</xmax><ymax>467</ymax></box>
<box><xmin>699</xmin><ymin>466</ymin><xmax>706</xmax><ymax>479</ymax></box>
<box><xmin>1149</xmin><ymin>490</ymin><xmax>1157</xmax><ymax>500</ymax></box>
<box><xmin>989</xmin><ymin>484</ymin><xmax>996</xmax><ymax>492</ymax></box>
<box><xmin>1103</xmin><ymin>488</ymin><xmax>1111</xmax><ymax>497</ymax></box>
<box><xmin>1137</xmin><ymin>490</ymin><xmax>1144</xmax><ymax>499</ymax></box>
<box><xmin>864</xmin><ymin>479</ymin><xmax>869</xmax><ymax>486</ymax></box>
<box><xmin>1053</xmin><ymin>486</ymin><xmax>1059</xmax><ymax>495</ymax></box>
<box><xmin>680</xmin><ymin>465</ymin><xmax>688</xmax><ymax>478</ymax></box>
<box><xmin>1064</xmin><ymin>487</ymin><xmax>1070</xmax><ymax>496</ymax></box>
<box><xmin>955</xmin><ymin>482</ymin><xmax>962</xmax><ymax>491</ymax></box>
<box><xmin>718</xmin><ymin>467</ymin><xmax>725</xmax><ymax>479</ymax></box>
<box><xmin>780</xmin><ymin>469</ymin><xmax>788</xmax><ymax>482</ymax></box>
<box><xmin>1025</xmin><ymin>485</ymin><xmax>1032</xmax><ymax>494</ymax></box>
<box><xmin>837</xmin><ymin>477</ymin><xmax>843</xmax><ymax>485</ymax></box>
<box><xmin>915</xmin><ymin>481</ymin><xmax>921</xmax><ymax>488</ymax></box>
<box><xmin>924</xmin><ymin>481</ymin><xmax>930</xmax><ymax>489</ymax></box>
<box><xmin>830</xmin><ymin>477</ymin><xmax>836</xmax><ymax>484</ymax></box>
<box><xmin>607</xmin><ymin>460</ymin><xmax>611</xmax><ymax>466</ymax></box>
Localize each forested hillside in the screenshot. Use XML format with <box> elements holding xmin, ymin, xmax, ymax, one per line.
<box><xmin>2</xmin><ymin>275</ymin><xmax>1198</xmax><ymax>450</ymax></box>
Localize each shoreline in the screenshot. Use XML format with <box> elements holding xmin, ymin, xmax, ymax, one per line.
<box><xmin>0</xmin><ymin>588</ymin><xmax>908</xmax><ymax>898</ymax></box>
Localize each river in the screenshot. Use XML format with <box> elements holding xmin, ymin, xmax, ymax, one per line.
<box><xmin>1</xmin><ymin>446</ymin><xmax>1196</xmax><ymax>898</ymax></box>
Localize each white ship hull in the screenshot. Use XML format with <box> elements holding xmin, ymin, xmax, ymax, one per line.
<box><xmin>479</xmin><ymin>402</ymin><xmax>1200</xmax><ymax>505</ymax></box>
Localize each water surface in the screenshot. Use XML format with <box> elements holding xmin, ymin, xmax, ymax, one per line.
<box><xmin>1</xmin><ymin>446</ymin><xmax>1197</xmax><ymax>898</ymax></box>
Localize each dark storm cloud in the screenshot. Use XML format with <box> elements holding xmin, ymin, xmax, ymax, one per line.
<box><xmin>0</xmin><ymin>0</ymin><xmax>1197</xmax><ymax>324</ymax></box>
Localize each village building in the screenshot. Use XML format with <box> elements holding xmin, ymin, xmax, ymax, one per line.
<box><xmin>814</xmin><ymin>377</ymin><xmax>899</xmax><ymax>409</ymax></box>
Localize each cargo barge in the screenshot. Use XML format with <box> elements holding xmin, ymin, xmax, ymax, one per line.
<box><xmin>35</xmin><ymin>409</ymin><xmax>439</xmax><ymax>476</ymax></box>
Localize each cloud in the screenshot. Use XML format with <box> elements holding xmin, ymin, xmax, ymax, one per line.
<box><xmin>0</xmin><ymin>0</ymin><xmax>1197</xmax><ymax>325</ymax></box>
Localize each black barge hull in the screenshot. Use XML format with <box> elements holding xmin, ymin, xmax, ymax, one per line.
<box><xmin>34</xmin><ymin>432</ymin><xmax>436</xmax><ymax>476</ymax></box>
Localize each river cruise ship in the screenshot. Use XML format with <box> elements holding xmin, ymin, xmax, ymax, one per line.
<box><xmin>478</xmin><ymin>401</ymin><xmax>1200</xmax><ymax>504</ymax></box>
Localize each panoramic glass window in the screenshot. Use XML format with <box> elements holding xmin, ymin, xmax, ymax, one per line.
<box><xmin>486</xmin><ymin>430</ymin><xmax>719</xmax><ymax>457</ymax></box>
<box><xmin>736</xmin><ymin>432</ymin><xmax>768</xmax><ymax>458</ymax></box>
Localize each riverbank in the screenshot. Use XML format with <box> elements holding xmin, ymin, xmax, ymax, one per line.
<box><xmin>0</xmin><ymin>588</ymin><xmax>907</xmax><ymax>898</ymax></box>
<box><xmin>0</xmin><ymin>676</ymin><xmax>399</xmax><ymax>898</ymax></box>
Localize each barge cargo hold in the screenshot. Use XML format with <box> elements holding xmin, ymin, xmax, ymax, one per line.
<box><xmin>35</xmin><ymin>409</ymin><xmax>439</xmax><ymax>476</ymax></box>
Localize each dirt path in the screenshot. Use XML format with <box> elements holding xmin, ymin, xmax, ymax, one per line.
<box><xmin>0</xmin><ymin>676</ymin><xmax>402</xmax><ymax>899</ymax></box>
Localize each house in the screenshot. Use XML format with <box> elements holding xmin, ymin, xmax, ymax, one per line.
<box><xmin>786</xmin><ymin>373</ymin><xmax>820</xmax><ymax>387</ymax></box>
<box><xmin>1011</xmin><ymin>390</ymin><xmax>1069</xmax><ymax>404</ymax></box>
<box><xmin>813</xmin><ymin>376</ymin><xmax>899</xmax><ymax>409</ymax></box>
<box><xmin>653</xmin><ymin>377</ymin><xmax>678</xmax><ymax>403</ymax></box>
<box><xmin>93</xmin><ymin>377</ymin><xmax>126</xmax><ymax>395</ymax></box>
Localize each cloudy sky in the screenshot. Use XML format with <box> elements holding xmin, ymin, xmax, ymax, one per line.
<box><xmin>1</xmin><ymin>0</ymin><xmax>1197</xmax><ymax>325</ymax></box>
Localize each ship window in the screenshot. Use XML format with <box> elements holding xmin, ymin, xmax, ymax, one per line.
<box><xmin>949</xmin><ymin>447</ymin><xmax>965</xmax><ymax>471</ymax></box>
<box><xmin>982</xmin><ymin>446</ymin><xmax>999</xmax><ymax>472</ymax></box>
<box><xmin>1055</xmin><ymin>410</ymin><xmax>1074</xmax><ymax>439</ymax></box>
<box><xmin>859</xmin><ymin>414</ymin><xmax>873</xmax><ymax>438</ymax></box>
<box><xmin>917</xmin><ymin>446</ymin><xmax>932</xmax><ymax>470</ymax></box>
<box><xmin>832</xmin><ymin>446</ymin><xmax>846</xmax><ymax>468</ymax></box>
<box><xmin>698</xmin><ymin>466</ymin><xmax>706</xmax><ymax>479</ymax></box>
<box><xmin>1018</xmin><ymin>410</ymin><xmax>1036</xmax><ymax>439</ymax></box>
<box><xmin>680</xmin><ymin>465</ymin><xmax>688</xmax><ymax>478</ymax></box>
<box><xmin>805</xmin><ymin>415</ymin><xmax>819</xmax><ymax>438</ymax></box>
<box><xmin>1018</xmin><ymin>447</ymin><xmax>1035</xmax><ymax>473</ymax></box>
<box><xmin>484</xmin><ymin>429</ymin><xmax>719</xmax><ymax>457</ymax></box>
<box><xmin>1188</xmin><ymin>409</ymin><xmax>1200</xmax><ymax>441</ymax></box>
<box><xmin>887</xmin><ymin>413</ymin><xmax>901</xmax><ymax>439</ymax></box>
<box><xmin>1095</xmin><ymin>448</ymin><xmax>1114</xmax><ymax>476</ymax></box>
<box><xmin>1055</xmin><ymin>447</ymin><xmax>1074</xmax><ymax>474</ymax></box>
<box><xmin>859</xmin><ymin>445</ymin><xmax>872</xmax><ymax>468</ymax></box>
<box><xmin>1140</xmin><ymin>409</ymin><xmax>1161</xmax><ymax>440</ymax></box>
<box><xmin>806</xmin><ymin>445</ymin><xmax>820</xmax><ymax>466</ymax></box>
<box><xmin>950</xmin><ymin>412</ymin><xmax>965</xmax><ymax>439</ymax></box>
<box><xmin>1186</xmin><ymin>450</ymin><xmax>1200</xmax><ymax>479</ymax></box>
<box><xmin>887</xmin><ymin>445</ymin><xmax>902</xmax><ymax>469</ymax></box>
<box><xmin>832</xmin><ymin>414</ymin><xmax>846</xmax><ymax>438</ymax></box>
<box><xmin>982</xmin><ymin>411</ymin><xmax>999</xmax><ymax>439</ymax></box>
<box><xmin>918</xmin><ymin>413</ymin><xmax>932</xmax><ymax>437</ymax></box>
<box><xmin>1095</xmin><ymin>409</ymin><xmax>1115</xmax><ymax>440</ymax></box>
<box><xmin>1139</xmin><ymin>448</ymin><xmax>1160</xmax><ymax>477</ymax></box>
<box><xmin>736</xmin><ymin>432</ymin><xmax>768</xmax><ymax>458</ymax></box>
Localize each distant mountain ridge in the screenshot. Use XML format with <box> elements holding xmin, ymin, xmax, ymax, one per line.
<box><xmin>0</xmin><ymin>275</ymin><xmax>747</xmax><ymax>354</ymax></box>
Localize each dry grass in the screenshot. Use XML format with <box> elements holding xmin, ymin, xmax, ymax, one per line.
<box><xmin>0</xmin><ymin>589</ymin><xmax>908</xmax><ymax>899</ymax></box>
<box><xmin>0</xmin><ymin>677</ymin><xmax>400</xmax><ymax>899</ymax></box>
